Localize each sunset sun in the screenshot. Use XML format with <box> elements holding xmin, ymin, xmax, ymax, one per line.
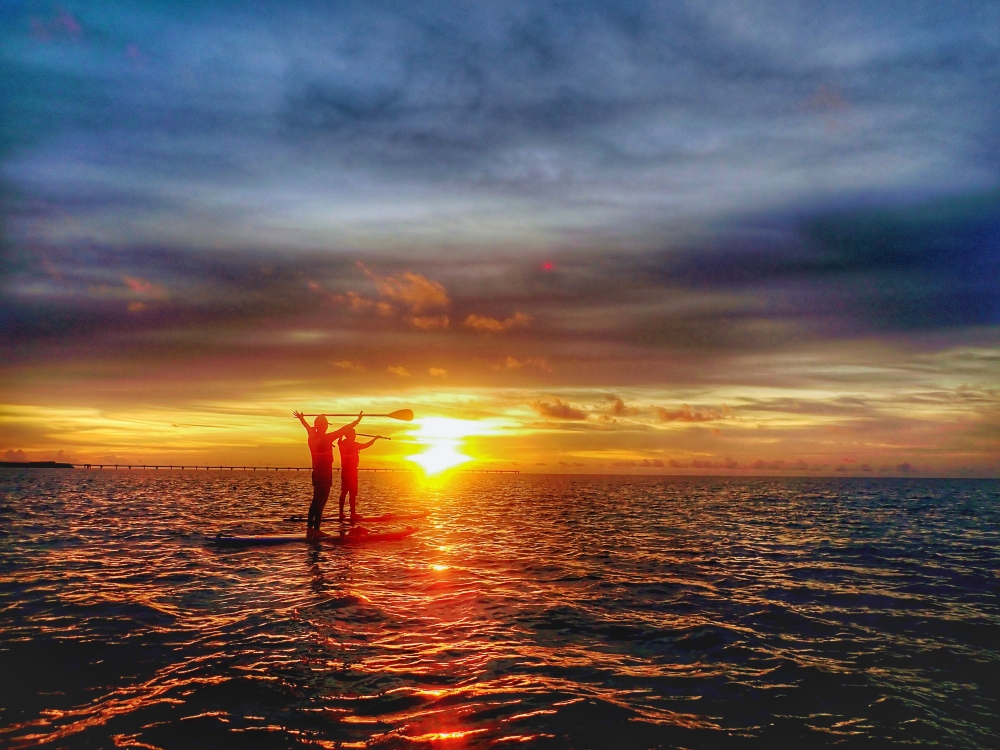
<box><xmin>406</xmin><ymin>417</ymin><xmax>482</xmax><ymax>475</ymax></box>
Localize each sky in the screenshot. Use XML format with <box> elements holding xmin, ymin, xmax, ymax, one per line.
<box><xmin>2</xmin><ymin>0</ymin><xmax>999</xmax><ymax>476</ymax></box>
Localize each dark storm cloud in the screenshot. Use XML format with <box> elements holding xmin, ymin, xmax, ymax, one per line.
<box><xmin>2</xmin><ymin>1</ymin><xmax>999</xmax><ymax>377</ymax></box>
<box><xmin>4</xmin><ymin>187</ymin><xmax>997</xmax><ymax>368</ymax></box>
<box><xmin>2</xmin><ymin>0</ymin><xmax>998</xmax><ymax>240</ymax></box>
<box><xmin>0</xmin><ymin>245</ymin><xmax>351</xmax><ymax>348</ymax></box>
<box><xmin>644</xmin><ymin>192</ymin><xmax>1000</xmax><ymax>335</ymax></box>
<box><xmin>275</xmin><ymin>0</ymin><xmax>1000</xmax><ymax>181</ymax></box>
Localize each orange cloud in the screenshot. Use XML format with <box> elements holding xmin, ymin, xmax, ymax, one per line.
<box><xmin>612</xmin><ymin>458</ymin><xmax>664</xmax><ymax>468</ymax></box>
<box><xmin>330</xmin><ymin>291</ymin><xmax>393</xmax><ymax>316</ymax></box>
<box><xmin>668</xmin><ymin>458</ymin><xmax>739</xmax><ymax>469</ymax></box>
<box><xmin>655</xmin><ymin>403</ymin><xmax>731</xmax><ymax>423</ymax></box>
<box><xmin>333</xmin><ymin>360</ymin><xmax>365</xmax><ymax>371</ymax></box>
<box><xmin>123</xmin><ymin>276</ymin><xmax>167</xmax><ymax>299</ymax></box>
<box><xmin>494</xmin><ymin>355</ymin><xmax>551</xmax><ymax>372</ymax></box>
<box><xmin>606</xmin><ymin>395</ymin><xmax>638</xmax><ymax>416</ymax></box>
<box><xmin>752</xmin><ymin>459</ymin><xmax>809</xmax><ymax>470</ymax></box>
<box><xmin>532</xmin><ymin>398</ymin><xmax>587</xmax><ymax>420</ymax></box>
<box><xmin>360</xmin><ymin>263</ymin><xmax>449</xmax><ymax>313</ymax></box>
<box><xmin>464</xmin><ymin>312</ymin><xmax>531</xmax><ymax>332</ymax></box>
<box><xmin>411</xmin><ymin>315</ymin><xmax>449</xmax><ymax>330</ymax></box>
<box><xmin>335</xmin><ymin>266</ymin><xmax>450</xmax><ymax>330</ymax></box>
<box><xmin>428</xmin><ymin>367</ymin><xmax>447</xmax><ymax>378</ymax></box>
<box><xmin>386</xmin><ymin>366</ymin><xmax>411</xmax><ymax>377</ymax></box>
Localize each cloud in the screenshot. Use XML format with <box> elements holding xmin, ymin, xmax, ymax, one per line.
<box><xmin>656</xmin><ymin>404</ymin><xmax>730</xmax><ymax>423</ymax></box>
<box><xmin>896</xmin><ymin>462</ymin><xmax>916</xmax><ymax>473</ymax></box>
<box><xmin>333</xmin><ymin>360</ymin><xmax>365</xmax><ymax>371</ymax></box>
<box><xmin>494</xmin><ymin>356</ymin><xmax>552</xmax><ymax>372</ymax></box>
<box><xmin>464</xmin><ymin>312</ymin><xmax>531</xmax><ymax>332</ymax></box>
<box><xmin>123</xmin><ymin>277</ymin><xmax>153</xmax><ymax>294</ymax></box>
<box><xmin>669</xmin><ymin>457</ymin><xmax>739</xmax><ymax>469</ymax></box>
<box><xmin>752</xmin><ymin>459</ymin><xmax>810</xmax><ymax>471</ymax></box>
<box><xmin>360</xmin><ymin>264</ymin><xmax>448</xmax><ymax>314</ymax></box>
<box><xmin>611</xmin><ymin>458</ymin><xmax>665</xmax><ymax>468</ymax></box>
<box><xmin>3</xmin><ymin>1</ymin><xmax>1000</xmax><ymax>476</ymax></box>
<box><xmin>332</xmin><ymin>265</ymin><xmax>450</xmax><ymax>329</ymax></box>
<box><xmin>386</xmin><ymin>366</ymin><xmax>411</xmax><ymax>377</ymax></box>
<box><xmin>6</xmin><ymin>0</ymin><xmax>999</xmax><ymax>274</ymax></box>
<box><xmin>605</xmin><ymin>395</ymin><xmax>638</xmax><ymax>417</ymax></box>
<box><xmin>122</xmin><ymin>276</ymin><xmax>168</xmax><ymax>300</ymax></box>
<box><xmin>4</xmin><ymin>449</ymin><xmax>27</xmax><ymax>462</ymax></box>
<box><xmin>332</xmin><ymin>291</ymin><xmax>393</xmax><ymax>316</ymax></box>
<box><xmin>428</xmin><ymin>367</ymin><xmax>447</xmax><ymax>377</ymax></box>
<box><xmin>532</xmin><ymin>398</ymin><xmax>587</xmax><ymax>421</ymax></box>
<box><xmin>411</xmin><ymin>315</ymin><xmax>449</xmax><ymax>330</ymax></box>
<box><xmin>6</xmin><ymin>186</ymin><xmax>1000</xmax><ymax>366</ymax></box>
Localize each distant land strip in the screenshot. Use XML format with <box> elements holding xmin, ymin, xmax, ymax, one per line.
<box><xmin>0</xmin><ymin>462</ymin><xmax>518</xmax><ymax>474</ymax></box>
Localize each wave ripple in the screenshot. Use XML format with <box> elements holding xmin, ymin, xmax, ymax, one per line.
<box><xmin>1</xmin><ymin>472</ymin><xmax>998</xmax><ymax>748</ymax></box>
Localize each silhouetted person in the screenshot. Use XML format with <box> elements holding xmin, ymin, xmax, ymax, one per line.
<box><xmin>293</xmin><ymin>410</ymin><xmax>362</xmax><ymax>537</ymax></box>
<box><xmin>338</xmin><ymin>428</ymin><xmax>383</xmax><ymax>522</ymax></box>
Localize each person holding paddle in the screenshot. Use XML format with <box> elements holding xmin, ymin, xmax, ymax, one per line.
<box><xmin>293</xmin><ymin>410</ymin><xmax>363</xmax><ymax>538</ymax></box>
<box><xmin>337</xmin><ymin>428</ymin><xmax>385</xmax><ymax>523</ymax></box>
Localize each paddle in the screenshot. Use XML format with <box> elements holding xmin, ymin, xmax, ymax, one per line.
<box><xmin>357</xmin><ymin>433</ymin><xmax>391</xmax><ymax>440</ymax></box>
<box><xmin>301</xmin><ymin>409</ymin><xmax>414</xmax><ymax>421</ymax></box>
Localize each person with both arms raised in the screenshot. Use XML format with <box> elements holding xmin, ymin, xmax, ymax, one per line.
<box><xmin>292</xmin><ymin>410</ymin><xmax>362</xmax><ymax>538</ymax></box>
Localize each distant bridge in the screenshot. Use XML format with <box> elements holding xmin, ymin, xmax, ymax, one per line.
<box><xmin>2</xmin><ymin>461</ymin><xmax>518</xmax><ymax>475</ymax></box>
<box><xmin>76</xmin><ymin>465</ymin><xmax>519</xmax><ymax>473</ymax></box>
<box><xmin>76</xmin><ymin>464</ymin><xmax>407</xmax><ymax>472</ymax></box>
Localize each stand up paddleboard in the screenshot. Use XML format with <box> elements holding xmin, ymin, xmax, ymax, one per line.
<box><xmin>213</xmin><ymin>526</ymin><xmax>416</xmax><ymax>546</ymax></box>
<box><xmin>281</xmin><ymin>510</ymin><xmax>429</xmax><ymax>524</ymax></box>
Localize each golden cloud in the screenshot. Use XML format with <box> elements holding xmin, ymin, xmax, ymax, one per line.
<box><xmin>532</xmin><ymin>397</ymin><xmax>587</xmax><ymax>420</ymax></box>
<box><xmin>464</xmin><ymin>312</ymin><xmax>531</xmax><ymax>332</ymax></box>
<box><xmin>655</xmin><ymin>403</ymin><xmax>731</xmax><ymax>423</ymax></box>
<box><xmin>493</xmin><ymin>355</ymin><xmax>552</xmax><ymax>372</ymax></box>
<box><xmin>333</xmin><ymin>360</ymin><xmax>366</xmax><ymax>371</ymax></box>
<box><xmin>411</xmin><ymin>315</ymin><xmax>449</xmax><ymax>330</ymax></box>
<box><xmin>360</xmin><ymin>263</ymin><xmax>449</xmax><ymax>313</ymax></box>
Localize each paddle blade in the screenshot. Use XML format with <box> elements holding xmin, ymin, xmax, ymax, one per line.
<box><xmin>388</xmin><ymin>409</ymin><xmax>414</xmax><ymax>421</ymax></box>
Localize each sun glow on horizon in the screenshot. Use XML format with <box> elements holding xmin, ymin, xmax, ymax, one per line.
<box><xmin>405</xmin><ymin>417</ymin><xmax>485</xmax><ymax>476</ymax></box>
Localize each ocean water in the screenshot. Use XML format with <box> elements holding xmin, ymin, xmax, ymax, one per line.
<box><xmin>1</xmin><ymin>471</ymin><xmax>998</xmax><ymax>749</ymax></box>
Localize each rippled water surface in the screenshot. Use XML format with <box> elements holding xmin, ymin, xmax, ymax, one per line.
<box><xmin>1</xmin><ymin>471</ymin><xmax>999</xmax><ymax>748</ymax></box>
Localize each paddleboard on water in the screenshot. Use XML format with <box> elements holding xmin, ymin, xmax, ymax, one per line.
<box><xmin>282</xmin><ymin>510</ymin><xmax>430</xmax><ymax>524</ymax></box>
<box><xmin>213</xmin><ymin>526</ymin><xmax>416</xmax><ymax>546</ymax></box>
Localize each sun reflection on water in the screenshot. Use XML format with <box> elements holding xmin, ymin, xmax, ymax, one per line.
<box><xmin>1</xmin><ymin>471</ymin><xmax>996</xmax><ymax>749</ymax></box>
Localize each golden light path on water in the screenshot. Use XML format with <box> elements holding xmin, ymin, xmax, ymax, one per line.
<box><xmin>0</xmin><ymin>471</ymin><xmax>998</xmax><ymax>748</ymax></box>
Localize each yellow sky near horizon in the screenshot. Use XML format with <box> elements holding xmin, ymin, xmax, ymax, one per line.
<box><xmin>4</xmin><ymin>354</ymin><xmax>998</xmax><ymax>477</ymax></box>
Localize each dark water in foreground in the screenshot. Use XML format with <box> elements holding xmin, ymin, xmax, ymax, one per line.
<box><xmin>1</xmin><ymin>472</ymin><xmax>998</xmax><ymax>749</ymax></box>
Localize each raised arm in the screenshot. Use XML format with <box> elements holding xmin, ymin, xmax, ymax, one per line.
<box><xmin>358</xmin><ymin>437</ymin><xmax>380</xmax><ymax>450</ymax></box>
<box><xmin>329</xmin><ymin>412</ymin><xmax>364</xmax><ymax>440</ymax></box>
<box><xmin>292</xmin><ymin>410</ymin><xmax>314</xmax><ymax>435</ymax></box>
